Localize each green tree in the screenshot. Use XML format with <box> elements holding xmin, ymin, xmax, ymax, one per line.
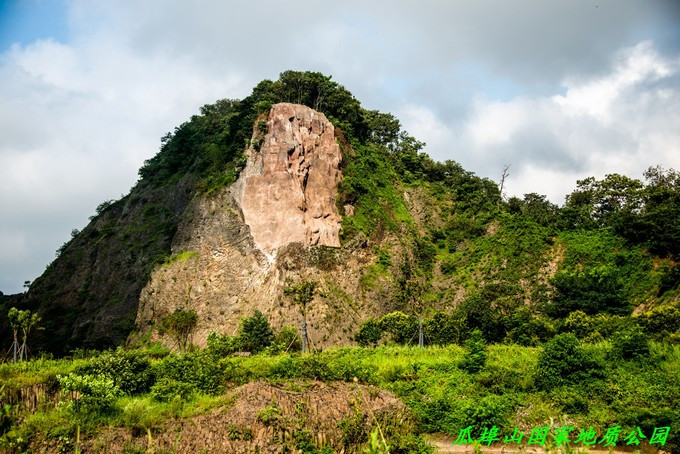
<box><xmin>379</xmin><ymin>311</ymin><xmax>418</xmax><ymax>345</ymax></box>
<box><xmin>284</xmin><ymin>280</ymin><xmax>317</xmax><ymax>353</ymax></box>
<box><xmin>158</xmin><ymin>309</ymin><xmax>198</xmax><ymax>352</ymax></box>
<box><xmin>7</xmin><ymin>307</ymin><xmax>41</xmax><ymax>361</ymax></box>
<box><xmin>611</xmin><ymin>325</ymin><xmax>649</xmax><ymax>360</ymax></box>
<box><xmin>550</xmin><ymin>265</ymin><xmax>628</xmax><ymax>316</ymax></box>
<box><xmin>238</xmin><ymin>310</ymin><xmax>274</xmax><ymax>353</ymax></box>
<box><xmin>459</xmin><ymin>329</ymin><xmax>487</xmax><ymax>373</ymax></box>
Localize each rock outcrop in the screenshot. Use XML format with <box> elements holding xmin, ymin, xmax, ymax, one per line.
<box><xmin>135</xmin><ymin>104</ymin><xmax>385</xmax><ymax>347</ymax></box>
<box><xmin>232</xmin><ymin>103</ymin><xmax>343</xmax><ymax>254</ymax></box>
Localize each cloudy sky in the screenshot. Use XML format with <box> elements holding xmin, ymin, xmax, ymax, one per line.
<box><xmin>1</xmin><ymin>0</ymin><xmax>679</xmax><ymax>294</ymax></box>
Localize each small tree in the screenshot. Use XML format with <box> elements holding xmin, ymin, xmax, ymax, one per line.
<box><xmin>533</xmin><ymin>333</ymin><xmax>603</xmax><ymax>390</ymax></box>
<box><xmin>8</xmin><ymin>308</ymin><xmax>22</xmax><ymax>363</ymax></box>
<box><xmin>7</xmin><ymin>307</ymin><xmax>41</xmax><ymax>362</ymax></box>
<box><xmin>284</xmin><ymin>280</ymin><xmax>317</xmax><ymax>353</ymax></box>
<box><xmin>158</xmin><ymin>309</ymin><xmax>198</xmax><ymax>352</ymax></box>
<box><xmin>459</xmin><ymin>329</ymin><xmax>487</xmax><ymax>373</ymax></box>
<box><xmin>238</xmin><ymin>310</ymin><xmax>273</xmax><ymax>353</ymax></box>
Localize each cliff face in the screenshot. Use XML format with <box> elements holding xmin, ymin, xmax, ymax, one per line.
<box><xmin>135</xmin><ymin>103</ymin><xmax>382</xmax><ymax>347</ymax></box>
<box><xmin>233</xmin><ymin>103</ymin><xmax>343</xmax><ymax>254</ymax></box>
<box><xmin>4</xmin><ymin>175</ymin><xmax>196</xmax><ymax>353</ymax></box>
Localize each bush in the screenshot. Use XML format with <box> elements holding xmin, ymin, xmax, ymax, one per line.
<box><xmin>149</xmin><ymin>378</ymin><xmax>195</xmax><ymax>403</ymax></box>
<box><xmin>154</xmin><ymin>350</ymin><xmax>223</xmax><ymax>394</ymax></box>
<box><xmin>533</xmin><ymin>334</ymin><xmax>602</xmax><ymax>390</ymax></box>
<box><xmin>459</xmin><ymin>329</ymin><xmax>487</xmax><ymax>374</ymax></box>
<box><xmin>238</xmin><ymin>310</ymin><xmax>273</xmax><ymax>353</ymax></box>
<box><xmin>380</xmin><ymin>312</ymin><xmax>418</xmax><ymax>345</ymax></box>
<box><xmin>354</xmin><ymin>319</ymin><xmax>383</xmax><ymax>347</ymax></box>
<box><xmin>206</xmin><ymin>332</ymin><xmax>240</xmax><ymax>357</ymax></box>
<box><xmin>270</xmin><ymin>326</ymin><xmax>301</xmax><ymax>354</ymax></box>
<box><xmin>76</xmin><ymin>348</ymin><xmax>154</xmax><ymax>395</ymax></box>
<box><xmin>424</xmin><ymin>311</ymin><xmax>463</xmax><ymax>346</ymax></box>
<box><xmin>550</xmin><ymin>266</ymin><xmax>629</xmax><ymax>316</ymax></box>
<box><xmin>58</xmin><ymin>373</ymin><xmax>122</xmax><ymax>414</ymax></box>
<box><xmin>563</xmin><ymin>310</ymin><xmax>592</xmax><ymax>338</ymax></box>
<box><xmin>459</xmin><ymin>394</ymin><xmax>514</xmax><ymax>434</ymax></box>
<box><xmin>611</xmin><ymin>326</ymin><xmax>650</xmax><ymax>360</ymax></box>
<box><xmin>456</xmin><ymin>293</ymin><xmax>505</xmax><ymax>343</ymax></box>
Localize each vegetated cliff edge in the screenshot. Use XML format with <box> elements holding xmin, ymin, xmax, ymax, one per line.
<box><xmin>2</xmin><ymin>71</ymin><xmax>678</xmax><ymax>355</ymax></box>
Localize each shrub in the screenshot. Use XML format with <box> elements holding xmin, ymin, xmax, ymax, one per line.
<box><xmin>456</xmin><ymin>293</ymin><xmax>505</xmax><ymax>343</ymax></box>
<box><xmin>238</xmin><ymin>310</ymin><xmax>273</xmax><ymax>353</ymax></box>
<box><xmin>58</xmin><ymin>373</ymin><xmax>122</xmax><ymax>414</ymax></box>
<box><xmin>505</xmin><ymin>308</ymin><xmax>555</xmax><ymax>346</ymax></box>
<box><xmin>563</xmin><ymin>310</ymin><xmax>592</xmax><ymax>338</ymax></box>
<box><xmin>424</xmin><ymin>311</ymin><xmax>463</xmax><ymax>346</ymax></box>
<box><xmin>154</xmin><ymin>350</ymin><xmax>222</xmax><ymax>394</ymax></box>
<box><xmin>76</xmin><ymin>348</ymin><xmax>154</xmax><ymax>395</ymax></box>
<box><xmin>206</xmin><ymin>332</ymin><xmax>240</xmax><ymax>357</ymax></box>
<box><xmin>258</xmin><ymin>403</ymin><xmax>283</xmax><ymax>427</ymax></box>
<box><xmin>380</xmin><ymin>312</ymin><xmax>418</xmax><ymax>345</ymax></box>
<box><xmin>459</xmin><ymin>394</ymin><xmax>514</xmax><ymax>434</ymax></box>
<box><xmin>270</xmin><ymin>326</ymin><xmax>301</xmax><ymax>354</ymax></box>
<box><xmin>611</xmin><ymin>326</ymin><xmax>650</xmax><ymax>360</ymax></box>
<box><xmin>354</xmin><ymin>319</ymin><xmax>383</xmax><ymax>347</ymax></box>
<box><xmin>533</xmin><ymin>334</ymin><xmax>602</xmax><ymax>390</ymax></box>
<box><xmin>550</xmin><ymin>266</ymin><xmax>629</xmax><ymax>316</ymax></box>
<box><xmin>638</xmin><ymin>304</ymin><xmax>680</xmax><ymax>336</ymax></box>
<box><xmin>459</xmin><ymin>329</ymin><xmax>487</xmax><ymax>374</ymax></box>
<box><xmin>149</xmin><ymin>378</ymin><xmax>195</xmax><ymax>403</ymax></box>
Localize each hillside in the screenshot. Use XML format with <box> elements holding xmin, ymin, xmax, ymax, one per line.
<box><xmin>1</xmin><ymin>71</ymin><xmax>679</xmax><ymax>453</ymax></box>
<box><xmin>2</xmin><ymin>71</ymin><xmax>679</xmax><ymax>355</ymax></box>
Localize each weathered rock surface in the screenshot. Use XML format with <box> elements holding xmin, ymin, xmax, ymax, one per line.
<box><xmin>232</xmin><ymin>103</ymin><xmax>343</xmax><ymax>253</ymax></box>
<box><xmin>135</xmin><ymin>104</ymin><xmax>390</xmax><ymax>348</ymax></box>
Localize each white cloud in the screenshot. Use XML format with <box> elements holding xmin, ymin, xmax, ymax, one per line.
<box><xmin>0</xmin><ymin>35</ymin><xmax>249</xmax><ymax>293</ymax></box>
<box><xmin>398</xmin><ymin>40</ymin><xmax>680</xmax><ymax>204</ymax></box>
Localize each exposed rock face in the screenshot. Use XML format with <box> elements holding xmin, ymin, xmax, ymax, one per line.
<box><xmin>232</xmin><ymin>103</ymin><xmax>343</xmax><ymax>253</ymax></box>
<box><xmin>136</xmin><ymin>104</ymin><xmax>389</xmax><ymax>348</ymax></box>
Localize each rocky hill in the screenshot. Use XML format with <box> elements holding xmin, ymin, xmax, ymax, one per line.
<box><xmin>2</xmin><ymin>71</ymin><xmax>679</xmax><ymax>355</ymax></box>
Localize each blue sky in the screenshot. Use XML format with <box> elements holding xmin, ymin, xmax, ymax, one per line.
<box><xmin>1</xmin><ymin>0</ymin><xmax>679</xmax><ymax>294</ymax></box>
<box><xmin>0</xmin><ymin>0</ymin><xmax>69</xmax><ymax>49</ymax></box>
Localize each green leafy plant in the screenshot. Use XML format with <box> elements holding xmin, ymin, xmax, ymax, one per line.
<box><xmin>76</xmin><ymin>348</ymin><xmax>154</xmax><ymax>395</ymax></box>
<box><xmin>354</xmin><ymin>319</ymin><xmax>383</xmax><ymax>347</ymax></box>
<box><xmin>459</xmin><ymin>329</ymin><xmax>487</xmax><ymax>373</ymax></box>
<box><xmin>158</xmin><ymin>309</ymin><xmax>198</xmax><ymax>352</ymax></box>
<box><xmin>149</xmin><ymin>378</ymin><xmax>195</xmax><ymax>403</ymax></box>
<box><xmin>238</xmin><ymin>310</ymin><xmax>273</xmax><ymax>353</ymax></box>
<box><xmin>58</xmin><ymin>373</ymin><xmax>122</xmax><ymax>415</ymax></box>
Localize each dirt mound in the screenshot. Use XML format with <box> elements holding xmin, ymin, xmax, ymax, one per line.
<box><xmin>58</xmin><ymin>381</ymin><xmax>413</xmax><ymax>453</ymax></box>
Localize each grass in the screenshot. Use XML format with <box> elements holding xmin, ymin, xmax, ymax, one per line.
<box><xmin>2</xmin><ymin>343</ymin><xmax>679</xmax><ymax>451</ymax></box>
